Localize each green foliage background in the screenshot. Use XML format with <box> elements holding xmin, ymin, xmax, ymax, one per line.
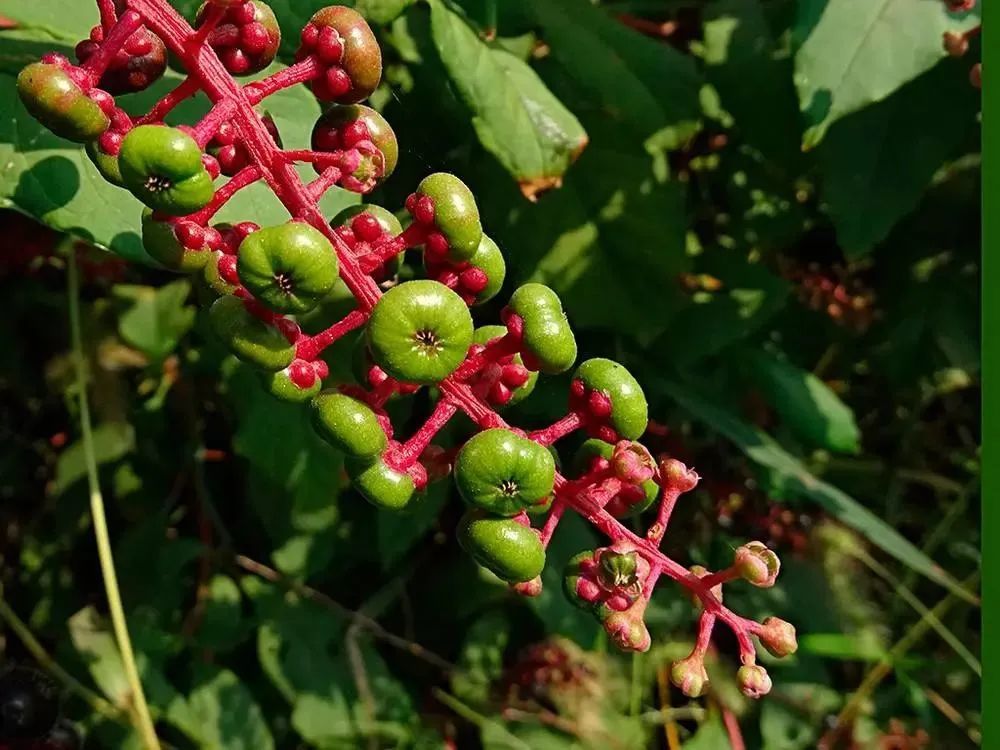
<box><xmin>0</xmin><ymin>0</ymin><xmax>981</xmax><ymax>748</ymax></box>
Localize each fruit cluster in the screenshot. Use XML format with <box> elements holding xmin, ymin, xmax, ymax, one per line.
<box><xmin>16</xmin><ymin>0</ymin><xmax>797</xmax><ymax>698</ymax></box>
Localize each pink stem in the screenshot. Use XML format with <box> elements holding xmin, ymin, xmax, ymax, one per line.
<box><xmin>358</xmin><ymin>225</ymin><xmax>427</xmax><ymax>273</ymax></box>
<box><xmin>307</xmin><ymin>167</ymin><xmax>344</xmax><ymax>201</ymax></box>
<box><xmin>721</xmin><ymin>706</ymin><xmax>746</xmax><ymax>750</ymax></box>
<box><xmin>190</xmin><ymin>99</ymin><xmax>237</xmax><ymax>147</ymax></box>
<box><xmin>438</xmin><ymin>380</ymin><xmax>507</xmax><ymax>430</ymax></box>
<box><xmin>82</xmin><ymin>10</ymin><xmax>144</xmax><ymax>78</ymax></box>
<box><xmin>386</xmin><ymin>400</ymin><xmax>459</xmax><ymax>470</ymax></box>
<box><xmin>693</xmin><ymin>611</ymin><xmax>716</xmax><ymax>657</ymax></box>
<box><xmin>185</xmin><ymin>165</ymin><xmax>261</xmax><ymax>224</ymax></box>
<box><xmin>245</xmin><ymin>57</ymin><xmax>324</xmax><ymax>103</ymax></box>
<box><xmin>191</xmin><ymin>3</ymin><xmax>224</xmax><ymax>44</ymax></box>
<box><xmin>699</xmin><ymin>567</ymin><xmax>739</xmax><ymax>591</ymax></box>
<box><xmin>538</xmin><ymin>499</ymin><xmax>566</xmax><ymax>547</ymax></box>
<box><xmin>646</xmin><ymin>480</ymin><xmax>686</xmax><ymax>546</ymax></box>
<box><xmin>97</xmin><ymin>0</ymin><xmax>118</xmax><ymax>32</ymax></box>
<box><xmin>295</xmin><ymin>308</ymin><xmax>367</xmax><ymax>361</ymax></box>
<box><xmin>451</xmin><ymin>331</ymin><xmax>522</xmax><ymax>381</ymax></box>
<box><xmin>529</xmin><ymin>412</ymin><xmax>583</xmax><ymax>446</ymax></box>
<box><xmin>137</xmin><ymin>76</ymin><xmax>200</xmax><ymax>125</ymax></box>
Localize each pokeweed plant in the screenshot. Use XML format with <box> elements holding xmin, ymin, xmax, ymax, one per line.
<box><xmin>16</xmin><ymin>0</ymin><xmax>798</xmax><ymax>700</ymax></box>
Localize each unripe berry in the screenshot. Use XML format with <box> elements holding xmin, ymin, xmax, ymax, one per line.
<box><xmin>76</xmin><ymin>24</ymin><xmax>167</xmax><ymax>93</ymax></box>
<box><xmin>197</xmin><ymin>0</ymin><xmax>281</xmax><ymax>76</ymax></box>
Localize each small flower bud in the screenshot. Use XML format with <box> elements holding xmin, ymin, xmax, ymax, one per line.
<box><xmin>602</xmin><ymin>609</ymin><xmax>651</xmax><ymax>652</ymax></box>
<box><xmin>758</xmin><ymin>616</ymin><xmax>797</xmax><ymax>658</ymax></box>
<box><xmin>659</xmin><ymin>458</ymin><xmax>700</xmax><ymax>492</ymax></box>
<box><xmin>670</xmin><ymin>654</ymin><xmax>709</xmax><ymax>697</ymax></box>
<box><xmin>734</xmin><ymin>541</ymin><xmax>780</xmax><ymax>587</ymax></box>
<box><xmin>736</xmin><ymin>664</ymin><xmax>772</xmax><ymax>699</ymax></box>
<box><xmin>611</xmin><ymin>440</ymin><xmax>656</xmax><ymax>484</ymax></box>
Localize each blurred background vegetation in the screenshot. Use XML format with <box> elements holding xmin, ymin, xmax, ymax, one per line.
<box><xmin>0</xmin><ymin>0</ymin><xmax>982</xmax><ymax>748</ymax></box>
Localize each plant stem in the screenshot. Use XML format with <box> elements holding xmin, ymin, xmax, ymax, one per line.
<box><xmin>67</xmin><ymin>248</ymin><xmax>161</xmax><ymax>750</ymax></box>
<box><xmin>0</xmin><ymin>595</ymin><xmax>121</xmax><ymax>721</ymax></box>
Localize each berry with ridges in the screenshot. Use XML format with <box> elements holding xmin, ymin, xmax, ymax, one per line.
<box><xmin>506</xmin><ymin>283</ymin><xmax>577</xmax><ymax>374</ymax></box>
<box><xmin>208</xmin><ymin>295</ymin><xmax>295</xmax><ymax>371</ymax></box>
<box><xmin>313</xmin><ymin>105</ymin><xmax>398</xmax><ymax>184</ymax></box>
<box><xmin>298</xmin><ymin>6</ymin><xmax>382</xmax><ymax>103</ymax></box>
<box><xmin>311</xmin><ymin>391</ymin><xmax>387</xmax><ymax>459</ymax></box>
<box><xmin>16</xmin><ymin>63</ymin><xmax>110</xmax><ymax>142</ymax></box>
<box><xmin>76</xmin><ymin>24</ymin><xmax>167</xmax><ymax>93</ymax></box>
<box><xmin>570</xmin><ymin>358</ymin><xmax>648</xmax><ymax>441</ymax></box>
<box><xmin>347</xmin><ymin>456</ymin><xmax>416</xmax><ymax>510</ymax></box>
<box><xmin>457</xmin><ymin>510</ymin><xmax>546</xmax><ymax>583</ymax></box>
<box><xmin>237</xmin><ymin>222</ymin><xmax>339</xmax><ymax>314</ymax></box>
<box><xmin>366</xmin><ymin>280</ymin><xmax>474</xmax><ymax>384</ymax></box>
<box><xmin>141</xmin><ymin>210</ymin><xmax>213</xmax><ymax>272</ymax></box>
<box><xmin>412</xmin><ymin>173</ymin><xmax>483</xmax><ymax>262</ymax></box>
<box><xmin>454</xmin><ymin>428</ymin><xmax>556</xmax><ymax>516</ymax></box>
<box><xmin>196</xmin><ymin>0</ymin><xmax>281</xmax><ymax>75</ymax></box>
<box><xmin>119</xmin><ymin>125</ymin><xmax>215</xmax><ymax>216</ymax></box>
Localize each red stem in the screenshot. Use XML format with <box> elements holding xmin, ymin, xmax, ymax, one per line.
<box><xmin>191</xmin><ymin>99</ymin><xmax>237</xmax><ymax>147</ymax></box>
<box><xmin>295</xmin><ymin>308</ymin><xmax>367</xmax><ymax>361</ymax></box>
<box><xmin>529</xmin><ymin>412</ymin><xmax>583</xmax><ymax>446</ymax></box>
<box><xmin>699</xmin><ymin>567</ymin><xmax>739</xmax><ymax>591</ymax></box>
<box><xmin>451</xmin><ymin>330</ymin><xmax>522</xmax><ymax>381</ymax></box>
<box><xmin>307</xmin><ymin>167</ymin><xmax>344</xmax><ymax>201</ymax></box>
<box><xmin>721</xmin><ymin>705</ymin><xmax>746</xmax><ymax>750</ymax></box>
<box><xmin>137</xmin><ymin>76</ymin><xmax>200</xmax><ymax>125</ymax></box>
<box><xmin>82</xmin><ymin>10</ymin><xmax>144</xmax><ymax>79</ymax></box>
<box><xmin>386</xmin><ymin>400</ymin><xmax>459</xmax><ymax>470</ymax></box>
<box><xmin>358</xmin><ymin>224</ymin><xmax>427</xmax><ymax>273</ymax></box>
<box><xmin>185</xmin><ymin>165</ymin><xmax>261</xmax><ymax>224</ymax></box>
<box><xmin>538</xmin><ymin>499</ymin><xmax>566</xmax><ymax>547</ymax></box>
<box><xmin>245</xmin><ymin>58</ymin><xmax>324</xmax><ymax>104</ymax></box>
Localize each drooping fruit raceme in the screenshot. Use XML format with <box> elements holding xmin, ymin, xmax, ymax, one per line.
<box><xmin>14</xmin><ymin>0</ymin><xmax>797</xmax><ymax>699</ymax></box>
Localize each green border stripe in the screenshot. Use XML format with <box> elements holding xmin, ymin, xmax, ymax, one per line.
<box><xmin>982</xmin><ymin>0</ymin><xmax>995</xmax><ymax>743</ymax></box>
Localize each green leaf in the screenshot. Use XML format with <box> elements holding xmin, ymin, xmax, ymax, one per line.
<box><xmin>477</xmin><ymin>129</ymin><xmax>690</xmax><ymax>344</ymax></box>
<box><xmin>515</xmin><ymin>0</ymin><xmax>702</xmax><ymax>144</ymax></box>
<box><xmin>0</xmin><ymin>2</ymin><xmax>94</xmax><ymax>41</ymax></box>
<box><xmin>55</xmin><ymin>422</ymin><xmax>135</xmax><ymax>494</ymax></box>
<box><xmin>429</xmin><ymin>0</ymin><xmax>587</xmax><ymax>195</ymax></box>
<box><xmin>189</xmin><ymin>664</ymin><xmax>275</xmax><ymax>750</ymax></box>
<box><xmin>760</xmin><ymin>683</ymin><xmax>841</xmax><ymax>750</ymax></box>
<box><xmin>195</xmin><ymin>575</ymin><xmax>247</xmax><ymax>653</ymax></box>
<box><xmin>652</xmin><ymin>377</ymin><xmax>973</xmax><ymax>602</ymax></box>
<box><xmin>115</xmin><ymin>280</ymin><xmax>196</xmax><ymax>361</ymax></box>
<box><xmin>816</xmin><ymin>59</ymin><xmax>980</xmax><ymax>257</ymax></box>
<box><xmin>794</xmin><ymin>0</ymin><xmax>980</xmax><ymax>146</ymax></box>
<box><xmin>450</xmin><ymin>610</ymin><xmax>510</xmax><ymax>705</ymax></box>
<box><xmin>376</xmin><ymin>479</ymin><xmax>448</xmax><ymax>569</ymax></box>
<box><xmin>702</xmin><ymin>0</ymin><xmax>804</xmax><ymax>169</ymax></box>
<box><xmin>745</xmin><ymin>349</ymin><xmax>861</xmax><ymax>454</ymax></box>
<box><xmin>227</xmin><ymin>364</ymin><xmax>344</xmax><ymax>578</ymax></box>
<box><xmin>682</xmin><ymin>712</ymin><xmax>728</xmax><ymax>749</ymax></box>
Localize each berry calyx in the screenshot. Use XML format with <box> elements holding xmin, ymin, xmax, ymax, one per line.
<box><xmin>196</xmin><ymin>0</ymin><xmax>281</xmax><ymax>75</ymax></box>
<box><xmin>76</xmin><ymin>24</ymin><xmax>167</xmax><ymax>93</ymax></box>
<box><xmin>207</xmin><ymin>114</ymin><xmax>281</xmax><ymax>176</ymax></box>
<box><xmin>297</xmin><ymin>6</ymin><xmax>382</xmax><ymax>104</ymax></box>
<box><xmin>468</xmin><ymin>325</ymin><xmax>538</xmax><ymax>407</ymax></box>
<box><xmin>734</xmin><ymin>541</ymin><xmax>781</xmax><ymax>588</ymax></box>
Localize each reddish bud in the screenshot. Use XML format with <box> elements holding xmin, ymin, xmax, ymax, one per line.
<box><xmin>659</xmin><ymin>458</ymin><xmax>700</xmax><ymax>492</ymax></box>
<box><xmin>734</xmin><ymin>542</ymin><xmax>780</xmax><ymax>588</ymax></box>
<box><xmin>611</xmin><ymin>441</ymin><xmax>656</xmax><ymax>484</ymax></box>
<box><xmin>670</xmin><ymin>654</ymin><xmax>710</xmax><ymax>698</ymax></box>
<box><xmin>758</xmin><ymin>616</ymin><xmax>797</xmax><ymax>658</ymax></box>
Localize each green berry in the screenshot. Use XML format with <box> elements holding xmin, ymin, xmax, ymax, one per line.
<box><xmin>119</xmin><ymin>125</ymin><xmax>215</xmax><ymax>216</ymax></box>
<box><xmin>563</xmin><ymin>551</ymin><xmax>595</xmax><ymax>610</ymax></box>
<box><xmin>457</xmin><ymin>511</ymin><xmax>545</xmax><ymax>584</ymax></box>
<box><xmin>201</xmin><ymin>252</ymin><xmax>238</xmax><ymax>297</ymax></box>
<box><xmin>313</xmin><ymin>105</ymin><xmax>398</xmax><ymax>182</ymax></box>
<box><xmin>263</xmin><ymin>368</ymin><xmax>322</xmax><ymax>403</ymax></box>
<box><xmin>332</xmin><ymin>204</ymin><xmax>403</xmax><ymax>280</ymax></box>
<box><xmin>573</xmin><ymin>359</ymin><xmax>648</xmax><ymax>440</ymax></box>
<box><xmin>472</xmin><ymin>325</ymin><xmax>537</xmax><ymax>406</ymax></box>
<box><xmin>208</xmin><ymin>295</ymin><xmax>295</xmax><ymax>371</ymax></box>
<box><xmin>468</xmin><ymin>234</ymin><xmax>506</xmax><ymax>304</ymax></box>
<box><xmin>416</xmin><ymin>173</ymin><xmax>482</xmax><ymax>262</ymax></box>
<box><xmin>86</xmin><ymin>141</ymin><xmax>124</xmax><ymax>186</ymax></box>
<box><xmin>310</xmin><ymin>391</ymin><xmax>387</xmax><ymax>460</ymax></box>
<box><xmin>346</xmin><ymin>456</ymin><xmax>415</xmax><ymax>511</ymax></box>
<box><xmin>366</xmin><ymin>280</ymin><xmax>473</xmax><ymax>384</ymax></box>
<box><xmin>507</xmin><ymin>283</ymin><xmax>577</xmax><ymax>374</ymax></box>
<box><xmin>17</xmin><ymin>63</ymin><xmax>109</xmax><ymax>142</ymax></box>
<box><xmin>237</xmin><ymin>222</ymin><xmax>339</xmax><ymax>314</ymax></box>
<box><xmin>141</xmin><ymin>209</ymin><xmax>210</xmax><ymax>272</ymax></box>
<box><xmin>454</xmin><ymin>428</ymin><xmax>555</xmax><ymax>516</ymax></box>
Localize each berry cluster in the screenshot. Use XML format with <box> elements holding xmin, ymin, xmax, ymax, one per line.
<box><xmin>778</xmin><ymin>257</ymin><xmax>878</xmax><ymax>333</ymax></box>
<box><xmin>0</xmin><ymin>666</ymin><xmax>79</xmax><ymax>750</ymax></box>
<box><xmin>16</xmin><ymin>0</ymin><xmax>797</xmax><ymax>698</ymax></box>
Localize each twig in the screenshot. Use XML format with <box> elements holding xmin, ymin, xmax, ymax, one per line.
<box><xmin>655</xmin><ymin>662</ymin><xmax>682</xmax><ymax>750</ymax></box>
<box><xmin>67</xmin><ymin>245</ymin><xmax>161</xmax><ymax>750</ymax></box>
<box><xmin>233</xmin><ymin>555</ymin><xmax>457</xmax><ymax>674</ymax></box>
<box><xmin>0</xmin><ymin>596</ymin><xmax>121</xmax><ymax>721</ymax></box>
<box><xmin>720</xmin><ymin>703</ymin><xmax>746</xmax><ymax>750</ymax></box>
